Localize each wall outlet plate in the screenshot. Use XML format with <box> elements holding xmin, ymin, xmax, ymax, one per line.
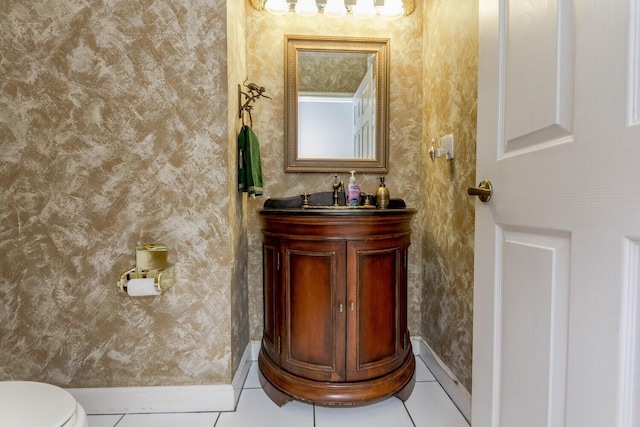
<box><xmin>442</xmin><ymin>134</ymin><xmax>454</xmax><ymax>160</ymax></box>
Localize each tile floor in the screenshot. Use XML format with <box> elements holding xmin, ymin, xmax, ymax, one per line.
<box><xmin>87</xmin><ymin>356</ymin><xmax>469</xmax><ymax>427</ymax></box>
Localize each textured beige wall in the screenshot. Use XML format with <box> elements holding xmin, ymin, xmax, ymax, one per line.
<box><xmin>228</xmin><ymin>0</ymin><xmax>251</xmax><ymax>382</ymax></box>
<box><xmin>0</xmin><ymin>0</ymin><xmax>246</xmax><ymax>387</ymax></box>
<box><xmin>421</xmin><ymin>0</ymin><xmax>478</xmax><ymax>392</ymax></box>
<box><xmin>0</xmin><ymin>0</ymin><xmax>477</xmax><ymax>393</ymax></box>
<box><xmin>245</xmin><ymin>3</ymin><xmax>424</xmax><ymax>341</ymax></box>
<box><xmin>298</xmin><ymin>53</ymin><xmax>368</xmax><ymax>93</ymax></box>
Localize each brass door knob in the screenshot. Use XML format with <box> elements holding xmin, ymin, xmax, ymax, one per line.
<box><xmin>468</xmin><ymin>180</ymin><xmax>493</xmax><ymax>202</ymax></box>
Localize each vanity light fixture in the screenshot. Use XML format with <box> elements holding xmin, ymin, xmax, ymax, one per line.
<box><xmin>324</xmin><ymin>0</ymin><xmax>347</xmax><ymax>17</ymax></box>
<box><xmin>380</xmin><ymin>0</ymin><xmax>404</xmax><ymax>20</ymax></box>
<box><xmin>250</xmin><ymin>0</ymin><xmax>415</xmax><ymax>19</ymax></box>
<box><xmin>264</xmin><ymin>0</ymin><xmax>289</xmax><ymax>15</ymax></box>
<box><xmin>295</xmin><ymin>0</ymin><xmax>319</xmax><ymax>16</ymax></box>
<box><xmin>353</xmin><ymin>0</ymin><xmax>376</xmax><ymax>19</ymax></box>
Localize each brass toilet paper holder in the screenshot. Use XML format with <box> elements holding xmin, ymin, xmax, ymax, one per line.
<box><xmin>117</xmin><ymin>243</ymin><xmax>175</xmax><ymax>294</ymax></box>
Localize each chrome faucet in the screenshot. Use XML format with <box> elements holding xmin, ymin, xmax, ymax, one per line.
<box><xmin>332</xmin><ymin>174</ymin><xmax>344</xmax><ymax>206</ymax></box>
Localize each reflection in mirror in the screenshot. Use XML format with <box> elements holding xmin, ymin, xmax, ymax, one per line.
<box><xmin>285</xmin><ymin>36</ymin><xmax>389</xmax><ymax>173</ymax></box>
<box><xmin>298</xmin><ymin>51</ymin><xmax>375</xmax><ymax>159</ymax></box>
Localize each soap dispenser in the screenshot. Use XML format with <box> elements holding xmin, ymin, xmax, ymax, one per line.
<box><xmin>375</xmin><ymin>177</ymin><xmax>390</xmax><ymax>209</ymax></box>
<box><xmin>347</xmin><ymin>170</ymin><xmax>360</xmax><ymax>206</ymax></box>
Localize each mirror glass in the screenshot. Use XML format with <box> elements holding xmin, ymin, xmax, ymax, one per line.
<box><xmin>285</xmin><ymin>35</ymin><xmax>390</xmax><ymax>173</ymax></box>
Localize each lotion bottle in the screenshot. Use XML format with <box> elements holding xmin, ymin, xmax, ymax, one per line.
<box><xmin>375</xmin><ymin>177</ymin><xmax>390</xmax><ymax>209</ymax></box>
<box><xmin>347</xmin><ymin>170</ymin><xmax>360</xmax><ymax>206</ymax></box>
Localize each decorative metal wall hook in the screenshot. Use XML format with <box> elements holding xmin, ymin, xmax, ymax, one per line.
<box><xmin>238</xmin><ymin>78</ymin><xmax>271</xmax><ymax>121</ymax></box>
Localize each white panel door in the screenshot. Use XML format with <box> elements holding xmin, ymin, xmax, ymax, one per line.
<box><xmin>352</xmin><ymin>63</ymin><xmax>375</xmax><ymax>159</ymax></box>
<box><xmin>473</xmin><ymin>0</ymin><xmax>640</xmax><ymax>426</ymax></box>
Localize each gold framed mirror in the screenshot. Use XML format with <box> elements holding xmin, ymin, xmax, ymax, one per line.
<box><xmin>284</xmin><ymin>35</ymin><xmax>390</xmax><ymax>173</ymax></box>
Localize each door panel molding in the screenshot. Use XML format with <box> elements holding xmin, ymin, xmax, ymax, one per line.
<box><xmin>495</xmin><ymin>226</ymin><xmax>571</xmax><ymax>426</ymax></box>
<box><xmin>629</xmin><ymin>0</ymin><xmax>640</xmax><ymax>126</ymax></box>
<box><xmin>619</xmin><ymin>238</ymin><xmax>640</xmax><ymax>427</ymax></box>
<box><xmin>262</xmin><ymin>240</ymin><xmax>280</xmax><ymax>364</ymax></box>
<box><xmin>283</xmin><ymin>244</ymin><xmax>345</xmax><ymax>380</ymax></box>
<box><xmin>500</xmin><ymin>0</ymin><xmax>575</xmax><ymax>158</ymax></box>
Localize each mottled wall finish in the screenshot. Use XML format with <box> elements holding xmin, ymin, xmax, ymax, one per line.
<box><xmin>0</xmin><ymin>0</ymin><xmax>245</xmax><ymax>387</ymax></box>
<box><xmin>298</xmin><ymin>53</ymin><xmax>368</xmax><ymax>92</ymax></box>
<box><xmin>245</xmin><ymin>3</ymin><xmax>424</xmax><ymax>340</ymax></box>
<box><xmin>421</xmin><ymin>0</ymin><xmax>478</xmax><ymax>392</ymax></box>
<box><xmin>227</xmin><ymin>1</ymin><xmax>251</xmax><ymax>380</ymax></box>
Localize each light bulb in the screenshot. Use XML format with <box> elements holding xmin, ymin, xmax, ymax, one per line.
<box><xmin>380</xmin><ymin>0</ymin><xmax>404</xmax><ymax>20</ymax></box>
<box><xmin>295</xmin><ymin>0</ymin><xmax>318</xmax><ymax>16</ymax></box>
<box><xmin>264</xmin><ymin>0</ymin><xmax>289</xmax><ymax>15</ymax></box>
<box><xmin>352</xmin><ymin>0</ymin><xmax>376</xmax><ymax>19</ymax></box>
<box><xmin>324</xmin><ymin>0</ymin><xmax>347</xmax><ymax>18</ymax></box>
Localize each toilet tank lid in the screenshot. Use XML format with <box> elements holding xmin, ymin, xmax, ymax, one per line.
<box><xmin>0</xmin><ymin>381</ymin><xmax>77</xmax><ymax>427</ymax></box>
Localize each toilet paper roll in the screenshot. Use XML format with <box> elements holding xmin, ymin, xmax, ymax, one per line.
<box><xmin>127</xmin><ymin>278</ymin><xmax>161</xmax><ymax>297</ymax></box>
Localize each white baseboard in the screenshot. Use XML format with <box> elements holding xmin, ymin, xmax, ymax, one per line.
<box><xmin>68</xmin><ymin>338</ymin><xmax>471</xmax><ymax>418</ymax></box>
<box><xmin>250</xmin><ymin>339</ymin><xmax>261</xmax><ymax>360</ymax></box>
<box><xmin>411</xmin><ymin>336</ymin><xmax>471</xmax><ymax>423</ymax></box>
<box><xmin>68</xmin><ymin>343</ymin><xmax>254</xmax><ymax>415</ymax></box>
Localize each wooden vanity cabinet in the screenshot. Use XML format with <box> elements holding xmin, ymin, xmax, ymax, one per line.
<box><xmin>261</xmin><ymin>234</ymin><xmax>281</xmax><ymax>367</ymax></box>
<box><xmin>258</xmin><ymin>210</ymin><xmax>416</xmax><ymax>406</ymax></box>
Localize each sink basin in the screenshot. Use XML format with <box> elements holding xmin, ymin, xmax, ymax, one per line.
<box><xmin>262</xmin><ymin>191</ymin><xmax>407</xmax><ymax>210</ymax></box>
<box><xmin>302</xmin><ymin>205</ymin><xmax>376</xmax><ymax>210</ymax></box>
<box><xmin>263</xmin><ymin>191</ymin><xmax>336</xmax><ymax>208</ymax></box>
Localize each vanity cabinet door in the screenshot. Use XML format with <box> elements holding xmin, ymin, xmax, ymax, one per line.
<box><xmin>279</xmin><ymin>239</ymin><xmax>347</xmax><ymax>382</ymax></box>
<box><xmin>262</xmin><ymin>236</ymin><xmax>281</xmax><ymax>365</ymax></box>
<box><xmin>346</xmin><ymin>237</ymin><xmax>410</xmax><ymax>381</ymax></box>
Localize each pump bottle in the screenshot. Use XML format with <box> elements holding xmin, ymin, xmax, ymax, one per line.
<box><xmin>375</xmin><ymin>177</ymin><xmax>390</xmax><ymax>209</ymax></box>
<box><xmin>347</xmin><ymin>170</ymin><xmax>360</xmax><ymax>206</ymax></box>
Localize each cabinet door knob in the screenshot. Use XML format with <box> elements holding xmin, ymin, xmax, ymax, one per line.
<box><xmin>339</xmin><ymin>303</ymin><xmax>343</xmax><ymax>313</ymax></box>
<box><xmin>350</xmin><ymin>302</ymin><xmax>354</xmax><ymax>311</ymax></box>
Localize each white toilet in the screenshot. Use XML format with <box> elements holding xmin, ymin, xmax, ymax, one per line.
<box><xmin>0</xmin><ymin>381</ymin><xmax>88</xmax><ymax>427</ymax></box>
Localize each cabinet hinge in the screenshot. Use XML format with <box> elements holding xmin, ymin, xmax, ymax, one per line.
<box><xmin>403</xmin><ymin>250</ymin><xmax>408</xmax><ymax>269</ymax></box>
<box><xmin>277</xmin><ymin>336</ymin><xmax>281</xmax><ymax>354</ymax></box>
<box><xmin>403</xmin><ymin>332</ymin><xmax>407</xmax><ymax>349</ymax></box>
<box><xmin>277</xmin><ymin>252</ymin><xmax>281</xmax><ymax>271</ymax></box>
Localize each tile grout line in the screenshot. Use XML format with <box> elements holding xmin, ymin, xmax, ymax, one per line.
<box><xmin>92</xmin><ymin>356</ymin><xmax>456</xmax><ymax>426</ymax></box>
<box><xmin>112</xmin><ymin>413</ymin><xmax>125</xmax><ymax>426</ymax></box>
<box><xmin>403</xmin><ymin>400</ymin><xmax>418</xmax><ymax>427</ymax></box>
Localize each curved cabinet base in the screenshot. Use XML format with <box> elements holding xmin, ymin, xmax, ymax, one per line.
<box><xmin>258</xmin><ymin>344</ymin><xmax>416</xmax><ymax>407</ymax></box>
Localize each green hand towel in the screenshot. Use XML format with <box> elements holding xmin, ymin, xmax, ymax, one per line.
<box><xmin>238</xmin><ymin>125</ymin><xmax>263</xmax><ymax>197</ymax></box>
